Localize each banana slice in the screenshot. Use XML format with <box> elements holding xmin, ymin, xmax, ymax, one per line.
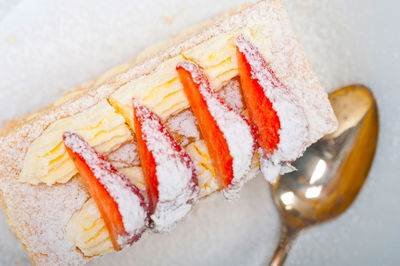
<box><xmin>19</xmin><ymin>100</ymin><xmax>132</xmax><ymax>185</ymax></box>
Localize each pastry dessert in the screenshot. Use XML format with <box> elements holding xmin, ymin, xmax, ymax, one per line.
<box><xmin>0</xmin><ymin>0</ymin><xmax>337</xmax><ymax>265</ymax></box>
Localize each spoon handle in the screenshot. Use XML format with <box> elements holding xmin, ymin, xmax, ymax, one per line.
<box><xmin>269</xmin><ymin>225</ymin><xmax>299</xmax><ymax>266</ymax></box>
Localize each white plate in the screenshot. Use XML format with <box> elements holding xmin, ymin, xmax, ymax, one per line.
<box><xmin>0</xmin><ymin>0</ymin><xmax>399</xmax><ymax>265</ymax></box>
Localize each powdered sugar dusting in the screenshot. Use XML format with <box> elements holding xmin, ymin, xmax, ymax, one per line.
<box><xmin>218</xmin><ymin>78</ymin><xmax>244</xmax><ymax>113</ymax></box>
<box><xmin>235</xmin><ymin>35</ymin><xmax>309</xmax><ymax>182</ymax></box>
<box><xmin>107</xmin><ymin>142</ymin><xmax>140</xmax><ymax>169</ymax></box>
<box><xmin>0</xmin><ymin>176</ymin><xmax>89</xmax><ymax>265</ymax></box>
<box><xmin>165</xmin><ymin>110</ymin><xmax>200</xmax><ymax>147</ymax></box>
<box><xmin>177</xmin><ymin>61</ymin><xmax>254</xmax><ymax>196</ymax></box>
<box><xmin>133</xmin><ymin>99</ymin><xmax>198</xmax><ymax>231</ymax></box>
<box><xmin>259</xmin><ymin>149</ymin><xmax>280</xmax><ymax>183</ymax></box>
<box><xmin>63</xmin><ymin>132</ymin><xmax>147</xmax><ymax>248</ymax></box>
<box><xmin>0</xmin><ymin>0</ymin><xmax>337</xmax><ymax>263</ymax></box>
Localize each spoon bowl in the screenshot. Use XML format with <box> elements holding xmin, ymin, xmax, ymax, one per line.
<box><xmin>269</xmin><ymin>84</ymin><xmax>379</xmax><ymax>266</ymax></box>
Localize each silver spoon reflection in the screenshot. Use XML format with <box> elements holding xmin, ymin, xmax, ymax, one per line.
<box><xmin>269</xmin><ymin>85</ymin><xmax>379</xmax><ymax>266</ymax></box>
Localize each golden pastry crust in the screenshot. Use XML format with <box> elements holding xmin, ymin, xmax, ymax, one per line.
<box><xmin>0</xmin><ymin>0</ymin><xmax>337</xmax><ymax>265</ymax></box>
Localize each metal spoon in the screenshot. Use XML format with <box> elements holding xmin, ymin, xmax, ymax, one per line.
<box><xmin>269</xmin><ymin>84</ymin><xmax>379</xmax><ymax>266</ymax></box>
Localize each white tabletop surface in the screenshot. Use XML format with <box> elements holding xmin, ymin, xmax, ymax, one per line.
<box><xmin>0</xmin><ymin>0</ymin><xmax>399</xmax><ymax>265</ymax></box>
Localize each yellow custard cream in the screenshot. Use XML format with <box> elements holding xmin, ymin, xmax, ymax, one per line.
<box><xmin>19</xmin><ymin>100</ymin><xmax>132</xmax><ymax>185</ymax></box>
<box><xmin>186</xmin><ymin>140</ymin><xmax>220</xmax><ymax>197</ymax></box>
<box><xmin>66</xmin><ymin>198</ymin><xmax>114</xmax><ymax>257</ymax></box>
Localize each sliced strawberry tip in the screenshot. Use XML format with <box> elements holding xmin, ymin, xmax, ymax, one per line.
<box><xmin>63</xmin><ymin>132</ymin><xmax>147</xmax><ymax>250</ymax></box>
<box><xmin>132</xmin><ymin>99</ymin><xmax>198</xmax><ymax>231</ymax></box>
<box><xmin>235</xmin><ymin>35</ymin><xmax>309</xmax><ymax>184</ymax></box>
<box><xmin>132</xmin><ymin>102</ymin><xmax>159</xmax><ymax>214</ymax></box>
<box><xmin>177</xmin><ymin>61</ymin><xmax>255</xmax><ymax>194</ymax></box>
<box><xmin>235</xmin><ymin>35</ymin><xmax>281</xmax><ymax>156</ymax></box>
<box><xmin>176</xmin><ymin>63</ymin><xmax>234</xmax><ymax>188</ymax></box>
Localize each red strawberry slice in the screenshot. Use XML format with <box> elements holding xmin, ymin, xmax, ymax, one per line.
<box><xmin>235</xmin><ymin>35</ymin><xmax>281</xmax><ymax>156</ymax></box>
<box><xmin>235</xmin><ymin>35</ymin><xmax>309</xmax><ymax>183</ymax></box>
<box><xmin>132</xmin><ymin>99</ymin><xmax>198</xmax><ymax>231</ymax></box>
<box><xmin>63</xmin><ymin>132</ymin><xmax>147</xmax><ymax>250</ymax></box>
<box><xmin>176</xmin><ymin>61</ymin><xmax>254</xmax><ymax>192</ymax></box>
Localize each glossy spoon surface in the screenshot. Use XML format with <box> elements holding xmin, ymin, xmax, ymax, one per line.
<box><xmin>269</xmin><ymin>85</ymin><xmax>379</xmax><ymax>266</ymax></box>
